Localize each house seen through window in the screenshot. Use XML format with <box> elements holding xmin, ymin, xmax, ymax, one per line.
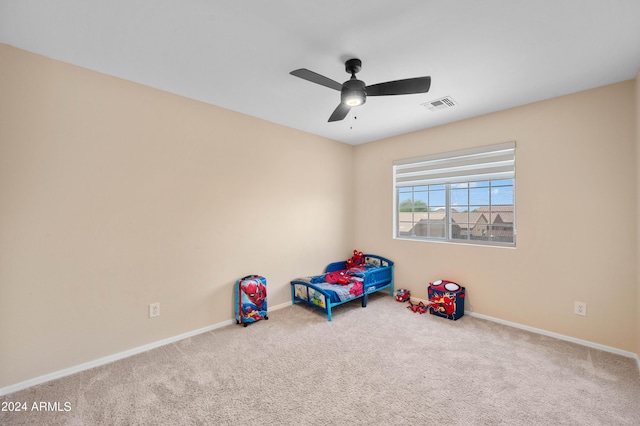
<box><xmin>394</xmin><ymin>142</ymin><xmax>515</xmax><ymax>246</ymax></box>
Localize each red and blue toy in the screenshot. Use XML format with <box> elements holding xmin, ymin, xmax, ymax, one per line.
<box><xmin>396</xmin><ymin>288</ymin><xmax>411</xmax><ymax>302</ymax></box>
<box><xmin>345</xmin><ymin>250</ymin><xmax>365</xmax><ymax>269</ymax></box>
<box><xmin>428</xmin><ymin>279</ymin><xmax>465</xmax><ymax>320</ymax></box>
<box><xmin>407</xmin><ymin>300</ymin><xmax>428</xmax><ymax>314</ymax></box>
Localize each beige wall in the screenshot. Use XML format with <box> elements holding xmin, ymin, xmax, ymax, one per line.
<box><xmin>0</xmin><ymin>44</ymin><xmax>354</xmax><ymax>388</ymax></box>
<box><xmin>353</xmin><ymin>80</ymin><xmax>638</xmax><ymax>353</ymax></box>
<box><xmin>1</xmin><ymin>42</ymin><xmax>638</xmax><ymax>391</ymax></box>
<box><xmin>636</xmin><ymin>68</ymin><xmax>640</xmax><ymax>361</ymax></box>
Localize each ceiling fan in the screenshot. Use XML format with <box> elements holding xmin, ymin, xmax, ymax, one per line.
<box><xmin>290</xmin><ymin>58</ymin><xmax>431</xmax><ymax>122</ymax></box>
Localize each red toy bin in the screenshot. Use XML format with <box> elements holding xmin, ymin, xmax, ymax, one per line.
<box><xmin>427</xmin><ymin>280</ymin><xmax>465</xmax><ymax>320</ymax></box>
<box><xmin>396</xmin><ymin>288</ymin><xmax>411</xmax><ymax>302</ymax></box>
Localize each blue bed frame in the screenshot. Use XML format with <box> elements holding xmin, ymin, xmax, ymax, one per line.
<box><xmin>290</xmin><ymin>254</ymin><xmax>394</xmax><ymax>321</ymax></box>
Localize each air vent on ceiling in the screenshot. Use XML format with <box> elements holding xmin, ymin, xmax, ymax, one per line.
<box><xmin>422</xmin><ymin>96</ymin><xmax>457</xmax><ymax>111</ymax></box>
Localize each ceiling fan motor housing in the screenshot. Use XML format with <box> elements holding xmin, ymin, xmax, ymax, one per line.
<box><xmin>341</xmin><ymin>78</ymin><xmax>366</xmax><ymax>106</ymax></box>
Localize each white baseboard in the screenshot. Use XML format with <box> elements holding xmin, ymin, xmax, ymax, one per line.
<box><xmin>270</xmin><ymin>301</ymin><xmax>293</xmax><ymax>311</ymax></box>
<box><xmin>0</xmin><ymin>301</ymin><xmax>293</xmax><ymax>397</ymax></box>
<box><xmin>409</xmin><ymin>297</ymin><xmax>640</xmax><ymax>370</ymax></box>
<box><xmin>466</xmin><ymin>310</ymin><xmax>639</xmax><ymax>360</ymax></box>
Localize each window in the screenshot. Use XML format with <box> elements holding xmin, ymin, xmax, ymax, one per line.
<box><xmin>394</xmin><ymin>142</ymin><xmax>515</xmax><ymax>246</ymax></box>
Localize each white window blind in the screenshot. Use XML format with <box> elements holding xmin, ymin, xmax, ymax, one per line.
<box><xmin>394</xmin><ymin>141</ymin><xmax>515</xmax><ymax>187</ymax></box>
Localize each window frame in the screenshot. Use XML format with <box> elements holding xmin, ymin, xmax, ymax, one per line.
<box><xmin>393</xmin><ymin>142</ymin><xmax>516</xmax><ymax>247</ymax></box>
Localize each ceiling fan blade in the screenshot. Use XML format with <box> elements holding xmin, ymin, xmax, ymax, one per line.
<box><xmin>290</xmin><ymin>68</ymin><xmax>343</xmax><ymax>91</ymax></box>
<box><xmin>328</xmin><ymin>103</ymin><xmax>351</xmax><ymax>122</ymax></box>
<box><xmin>366</xmin><ymin>76</ymin><xmax>431</xmax><ymax>96</ymax></box>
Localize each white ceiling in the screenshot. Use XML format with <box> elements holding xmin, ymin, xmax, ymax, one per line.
<box><xmin>2</xmin><ymin>0</ymin><xmax>640</xmax><ymax>145</ymax></box>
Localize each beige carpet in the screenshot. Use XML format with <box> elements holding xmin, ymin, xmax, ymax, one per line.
<box><xmin>2</xmin><ymin>292</ymin><xmax>640</xmax><ymax>425</ymax></box>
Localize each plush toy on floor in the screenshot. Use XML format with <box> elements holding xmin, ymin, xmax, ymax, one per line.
<box><xmin>406</xmin><ymin>300</ymin><xmax>428</xmax><ymax>314</ymax></box>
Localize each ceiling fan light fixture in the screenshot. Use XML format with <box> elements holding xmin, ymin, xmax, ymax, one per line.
<box><xmin>345</xmin><ymin>94</ymin><xmax>365</xmax><ymax>107</ymax></box>
<box><xmin>341</xmin><ymin>78</ymin><xmax>366</xmax><ymax>107</ymax></box>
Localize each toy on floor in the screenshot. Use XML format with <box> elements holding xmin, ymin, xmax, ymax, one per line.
<box><xmin>396</xmin><ymin>288</ymin><xmax>411</xmax><ymax>302</ymax></box>
<box><xmin>406</xmin><ymin>300</ymin><xmax>428</xmax><ymax>314</ymax></box>
<box><xmin>428</xmin><ymin>279</ymin><xmax>466</xmax><ymax>320</ymax></box>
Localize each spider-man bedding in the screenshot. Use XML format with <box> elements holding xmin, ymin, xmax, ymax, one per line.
<box><xmin>290</xmin><ymin>252</ymin><xmax>394</xmax><ymax>321</ymax></box>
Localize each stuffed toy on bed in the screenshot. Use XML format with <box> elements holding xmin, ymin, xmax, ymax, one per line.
<box><xmin>346</xmin><ymin>250</ymin><xmax>365</xmax><ymax>269</ymax></box>
<box><xmin>325</xmin><ymin>270</ymin><xmax>350</xmax><ymax>285</ymax></box>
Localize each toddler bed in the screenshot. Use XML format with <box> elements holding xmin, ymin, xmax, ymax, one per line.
<box><xmin>290</xmin><ymin>252</ymin><xmax>394</xmax><ymax>321</ymax></box>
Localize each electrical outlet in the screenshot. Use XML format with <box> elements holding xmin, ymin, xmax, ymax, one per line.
<box><xmin>574</xmin><ymin>301</ymin><xmax>586</xmax><ymax>316</ymax></box>
<box><xmin>149</xmin><ymin>303</ymin><xmax>160</xmax><ymax>318</ymax></box>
